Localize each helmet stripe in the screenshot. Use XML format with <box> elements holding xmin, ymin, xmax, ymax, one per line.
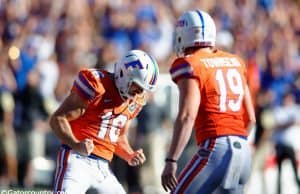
<box><xmin>195</xmin><ymin>10</ymin><xmax>205</xmax><ymax>40</ymax></box>
<box><xmin>148</xmin><ymin>54</ymin><xmax>158</xmax><ymax>86</ymax></box>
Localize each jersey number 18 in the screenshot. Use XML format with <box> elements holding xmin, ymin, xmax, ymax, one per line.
<box><xmin>98</xmin><ymin>111</ymin><xmax>128</xmax><ymax>143</ymax></box>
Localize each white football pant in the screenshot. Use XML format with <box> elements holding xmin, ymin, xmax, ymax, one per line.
<box><xmin>54</xmin><ymin>146</ymin><xmax>126</xmax><ymax>194</ymax></box>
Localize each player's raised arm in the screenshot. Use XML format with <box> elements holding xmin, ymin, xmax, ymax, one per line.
<box><xmin>49</xmin><ymin>92</ymin><xmax>94</xmax><ymax>156</ymax></box>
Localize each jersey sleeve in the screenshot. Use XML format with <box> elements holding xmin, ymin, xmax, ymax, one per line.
<box><xmin>169</xmin><ymin>58</ymin><xmax>198</xmax><ymax>83</ymax></box>
<box><xmin>236</xmin><ymin>56</ymin><xmax>248</xmax><ymax>81</ymax></box>
<box><xmin>71</xmin><ymin>68</ymin><xmax>105</xmax><ymax>104</ymax></box>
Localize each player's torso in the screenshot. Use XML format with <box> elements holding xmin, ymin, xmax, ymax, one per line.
<box><xmin>70</xmin><ymin>71</ymin><xmax>142</xmax><ymax>161</ymax></box>
<box><xmin>173</xmin><ymin>50</ymin><xmax>248</xmax><ymax>143</ymax></box>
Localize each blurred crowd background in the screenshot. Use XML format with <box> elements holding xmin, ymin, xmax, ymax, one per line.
<box><xmin>0</xmin><ymin>0</ymin><xmax>299</xmax><ymax>194</ymax></box>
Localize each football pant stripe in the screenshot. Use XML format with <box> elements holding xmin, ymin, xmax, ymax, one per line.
<box><xmin>54</xmin><ymin>148</ymin><xmax>65</xmax><ymax>192</ymax></box>
<box><xmin>54</xmin><ymin>148</ymin><xmax>63</xmax><ymax>182</ymax></box>
<box><xmin>54</xmin><ymin>148</ymin><xmax>70</xmax><ymax>192</ymax></box>
<box><xmin>177</xmin><ymin>154</ymin><xmax>199</xmax><ymax>183</ymax></box>
<box><xmin>177</xmin><ymin>140</ymin><xmax>207</xmax><ymax>182</ymax></box>
<box><xmin>174</xmin><ymin>139</ymin><xmax>216</xmax><ymax>194</ymax></box>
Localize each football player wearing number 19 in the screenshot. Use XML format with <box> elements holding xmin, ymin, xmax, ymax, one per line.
<box><xmin>50</xmin><ymin>49</ymin><xmax>159</xmax><ymax>194</ymax></box>
<box><xmin>161</xmin><ymin>10</ymin><xmax>256</xmax><ymax>194</ymax></box>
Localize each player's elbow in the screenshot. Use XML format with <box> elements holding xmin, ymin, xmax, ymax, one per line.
<box><xmin>247</xmin><ymin>118</ymin><xmax>256</xmax><ymax>133</ymax></box>
<box><xmin>251</xmin><ymin>118</ymin><xmax>256</xmax><ymax>125</ymax></box>
<box><xmin>249</xmin><ymin>115</ymin><xmax>256</xmax><ymax>125</ymax></box>
<box><xmin>49</xmin><ymin>114</ymin><xmax>57</xmax><ymax>131</ymax></box>
<box><xmin>49</xmin><ymin>114</ymin><xmax>64</xmax><ymax>132</ymax></box>
<box><xmin>178</xmin><ymin>112</ymin><xmax>196</xmax><ymax>126</ymax></box>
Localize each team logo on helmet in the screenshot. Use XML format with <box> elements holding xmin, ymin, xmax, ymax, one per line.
<box><xmin>114</xmin><ymin>50</ymin><xmax>159</xmax><ymax>100</ymax></box>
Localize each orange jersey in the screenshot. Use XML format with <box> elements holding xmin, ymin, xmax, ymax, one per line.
<box><xmin>170</xmin><ymin>49</ymin><xmax>248</xmax><ymax>144</ymax></box>
<box><xmin>70</xmin><ymin>68</ymin><xmax>144</xmax><ymax>161</ymax></box>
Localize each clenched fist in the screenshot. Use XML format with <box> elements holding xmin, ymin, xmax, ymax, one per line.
<box><xmin>73</xmin><ymin>138</ymin><xmax>94</xmax><ymax>156</ymax></box>
<box><xmin>128</xmin><ymin>149</ymin><xmax>146</xmax><ymax>166</ymax></box>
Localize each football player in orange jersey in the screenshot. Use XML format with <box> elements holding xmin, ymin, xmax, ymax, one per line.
<box><xmin>161</xmin><ymin>10</ymin><xmax>256</xmax><ymax>194</ymax></box>
<box><xmin>49</xmin><ymin>49</ymin><xmax>159</xmax><ymax>193</ymax></box>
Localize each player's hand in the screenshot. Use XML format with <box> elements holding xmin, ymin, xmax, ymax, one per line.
<box><xmin>128</xmin><ymin>149</ymin><xmax>146</xmax><ymax>166</ymax></box>
<box><xmin>73</xmin><ymin>138</ymin><xmax>94</xmax><ymax>156</ymax></box>
<box><xmin>161</xmin><ymin>162</ymin><xmax>178</xmax><ymax>192</ymax></box>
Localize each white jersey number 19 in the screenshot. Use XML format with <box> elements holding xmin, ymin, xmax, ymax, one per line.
<box><xmin>215</xmin><ymin>68</ymin><xmax>244</xmax><ymax>112</ymax></box>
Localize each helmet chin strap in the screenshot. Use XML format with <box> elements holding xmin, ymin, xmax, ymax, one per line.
<box><xmin>125</xmin><ymin>81</ymin><xmax>145</xmax><ymax>101</ymax></box>
<box><xmin>114</xmin><ymin>74</ymin><xmax>132</xmax><ymax>101</ymax></box>
<box><xmin>120</xmin><ymin>93</ymin><xmax>128</xmax><ymax>101</ymax></box>
<box><xmin>125</xmin><ymin>81</ymin><xmax>132</xmax><ymax>97</ymax></box>
<box><xmin>116</xmin><ymin>87</ymin><xmax>127</xmax><ymax>101</ymax></box>
<box><xmin>119</xmin><ymin>81</ymin><xmax>134</xmax><ymax>101</ymax></box>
